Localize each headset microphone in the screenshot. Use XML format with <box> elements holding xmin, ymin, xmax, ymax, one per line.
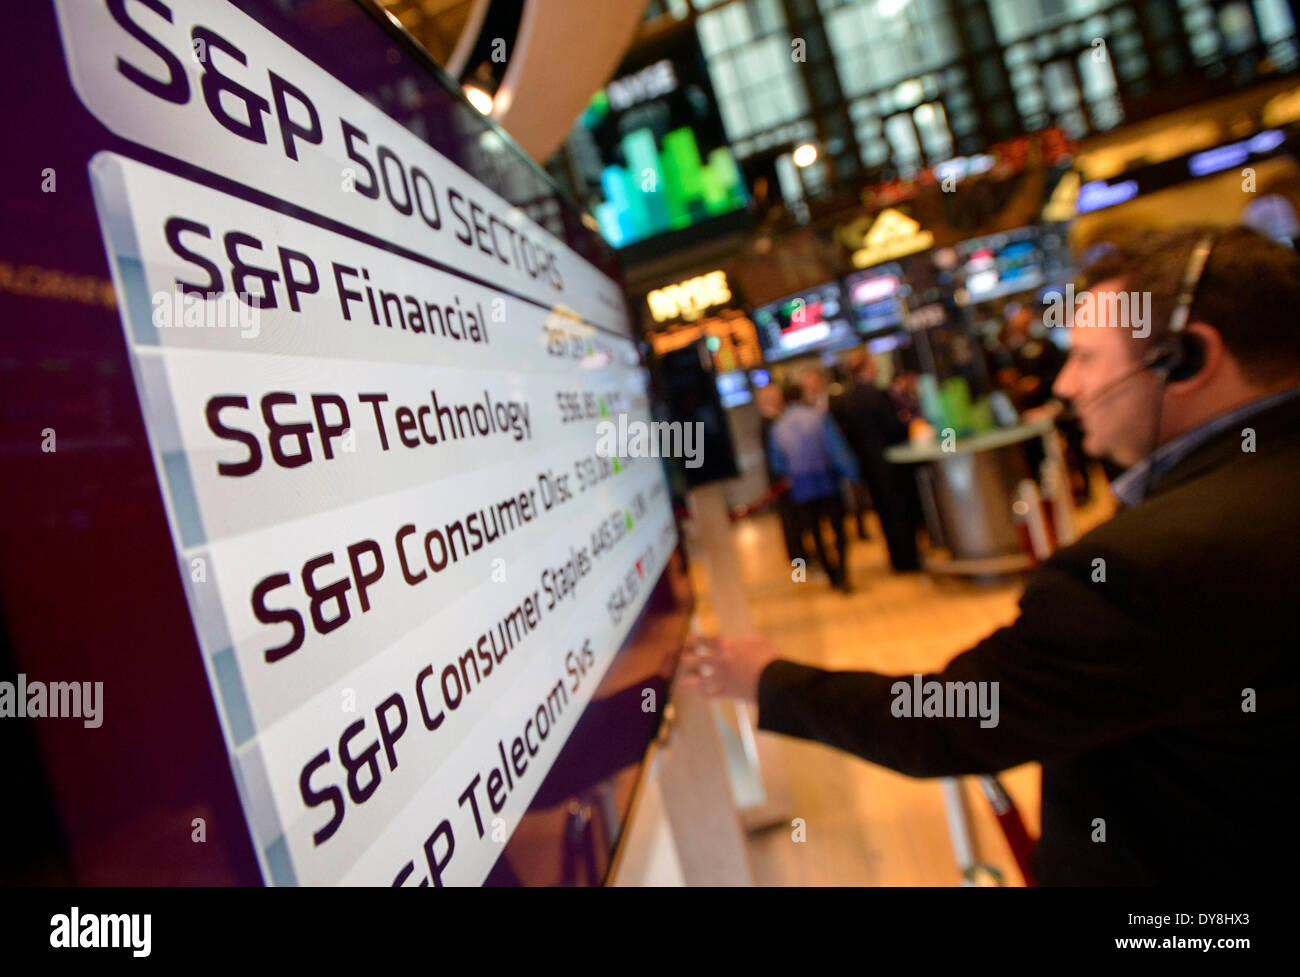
<box><xmin>1057</xmin><ymin>359</ymin><xmax>1156</xmax><ymax>422</ymax></box>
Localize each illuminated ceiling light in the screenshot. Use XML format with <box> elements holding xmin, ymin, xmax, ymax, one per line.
<box><xmin>878</xmin><ymin>0</ymin><xmax>912</xmax><ymax>16</ymax></box>
<box><xmin>463</xmin><ymin>85</ymin><xmax>494</xmax><ymax>115</ymax></box>
<box><xmin>793</xmin><ymin>143</ymin><xmax>818</xmax><ymax>168</ymax></box>
<box><xmin>893</xmin><ymin>78</ymin><xmax>924</xmax><ymax>109</ymax></box>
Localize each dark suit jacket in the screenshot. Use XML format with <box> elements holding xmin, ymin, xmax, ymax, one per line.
<box><xmin>830</xmin><ymin>380</ymin><xmax>908</xmax><ymax>470</ymax></box>
<box><xmin>758</xmin><ymin>392</ymin><xmax>1300</xmax><ymax>884</ymax></box>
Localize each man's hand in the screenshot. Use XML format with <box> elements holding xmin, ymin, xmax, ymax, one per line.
<box><xmin>678</xmin><ymin>634</ymin><xmax>785</xmax><ymax>706</ymax></box>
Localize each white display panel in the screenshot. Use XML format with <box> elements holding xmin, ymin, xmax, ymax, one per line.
<box><xmin>57</xmin><ymin>0</ymin><xmax>677</xmax><ymax>885</ymax></box>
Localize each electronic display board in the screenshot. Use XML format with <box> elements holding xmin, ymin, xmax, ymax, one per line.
<box><xmin>752</xmin><ymin>282</ymin><xmax>856</xmax><ymax>362</ymax></box>
<box><xmin>844</xmin><ymin>263</ymin><xmax>907</xmax><ymax>337</ymax></box>
<box><xmin>0</xmin><ymin>0</ymin><xmax>690</xmax><ymax>886</ymax></box>
<box><xmin>569</xmin><ymin>20</ymin><xmax>749</xmax><ymax>254</ymax></box>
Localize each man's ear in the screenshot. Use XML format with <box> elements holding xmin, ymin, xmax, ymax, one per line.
<box><xmin>1171</xmin><ymin>321</ymin><xmax>1225</xmax><ymax>388</ymax></box>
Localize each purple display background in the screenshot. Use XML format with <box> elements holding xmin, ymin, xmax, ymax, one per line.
<box><xmin>0</xmin><ymin>0</ymin><xmax>690</xmax><ymax>885</ymax></box>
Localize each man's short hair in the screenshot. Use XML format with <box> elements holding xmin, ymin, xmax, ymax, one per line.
<box><xmin>1079</xmin><ymin>225</ymin><xmax>1300</xmax><ymax>384</ymax></box>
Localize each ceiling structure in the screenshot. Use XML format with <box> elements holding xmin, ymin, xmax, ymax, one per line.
<box><xmin>379</xmin><ymin>0</ymin><xmax>648</xmax><ymax>163</ymax></box>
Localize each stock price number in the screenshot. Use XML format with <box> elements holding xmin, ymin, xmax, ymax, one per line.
<box><xmin>606</xmin><ymin>566</ymin><xmax>640</xmax><ymax>626</ymax></box>
<box><xmin>573</xmin><ymin>452</ymin><xmax>614</xmax><ymax>491</ymax></box>
<box><xmin>555</xmin><ymin>389</ymin><xmax>599</xmax><ymax>424</ymax></box>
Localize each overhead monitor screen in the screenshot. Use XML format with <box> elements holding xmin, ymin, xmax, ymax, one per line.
<box><xmin>752</xmin><ymin>282</ymin><xmax>856</xmax><ymax>362</ymax></box>
<box><xmin>957</xmin><ymin>227</ymin><xmax>1046</xmax><ymax>302</ymax></box>
<box><xmin>0</xmin><ymin>0</ymin><xmax>690</xmax><ymax>887</ymax></box>
<box><xmin>715</xmin><ymin>370</ymin><xmax>753</xmax><ymax>408</ymax></box>
<box><xmin>572</xmin><ymin>21</ymin><xmax>749</xmax><ymax>254</ymax></box>
<box><xmin>844</xmin><ymin>262</ymin><xmax>907</xmax><ymax>337</ymax></box>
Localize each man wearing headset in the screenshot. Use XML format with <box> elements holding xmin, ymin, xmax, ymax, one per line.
<box><xmin>682</xmin><ymin>225</ymin><xmax>1300</xmax><ymax>884</ymax></box>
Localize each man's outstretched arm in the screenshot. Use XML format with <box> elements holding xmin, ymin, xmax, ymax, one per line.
<box><xmin>711</xmin><ymin>557</ymin><xmax>1207</xmax><ymax>778</ymax></box>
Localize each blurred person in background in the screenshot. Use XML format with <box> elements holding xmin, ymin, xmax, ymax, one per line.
<box><xmin>799</xmin><ymin>367</ymin><xmax>831</xmax><ymax>413</ymax></box>
<box><xmin>684</xmin><ymin>226</ymin><xmax>1300</xmax><ymax>884</ymax></box>
<box><xmin>767</xmin><ymin>380</ymin><xmax>860</xmax><ymax>593</ymax></box>
<box><xmin>756</xmin><ymin>382</ymin><xmax>806</xmax><ymax>566</ymax></box>
<box><xmin>888</xmin><ymin>369</ymin><xmax>922</xmax><ymax>427</ymax></box>
<box><xmin>828</xmin><ymin>359</ymin><xmax>873</xmax><ymax>542</ymax></box>
<box><xmin>996</xmin><ymin>302</ymin><xmax>1067</xmax><ymax>412</ymax></box>
<box><xmin>998</xmin><ymin>299</ymin><xmax>1094</xmax><ymax>503</ymax></box>
<box><xmin>832</xmin><ymin>352</ymin><xmax>921</xmax><ymax>572</ymax></box>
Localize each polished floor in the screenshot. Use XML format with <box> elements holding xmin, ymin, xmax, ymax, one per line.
<box><xmin>686</xmin><ymin>485</ymin><xmax>1115</xmax><ymax>886</ymax></box>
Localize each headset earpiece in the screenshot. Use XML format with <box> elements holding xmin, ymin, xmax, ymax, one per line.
<box><xmin>1169</xmin><ymin>333</ymin><xmax>1204</xmax><ymax>381</ymax></box>
<box><xmin>1153</xmin><ymin>233</ymin><xmax>1216</xmax><ymax>382</ymax></box>
<box><xmin>1147</xmin><ymin>334</ymin><xmax>1204</xmax><ymax>381</ymax></box>
<box><xmin>1145</xmin><ymin>340</ymin><xmax>1177</xmax><ymax>374</ymax></box>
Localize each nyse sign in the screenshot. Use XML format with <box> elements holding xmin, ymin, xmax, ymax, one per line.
<box><xmin>647</xmin><ymin>270</ymin><xmax>731</xmax><ymax>323</ymax></box>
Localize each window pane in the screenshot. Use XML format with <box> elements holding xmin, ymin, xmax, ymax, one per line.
<box><xmin>885</xmin><ymin>113</ymin><xmax>920</xmax><ymax>165</ymax></box>
<box><xmin>697</xmin><ymin>11</ymin><xmax>729</xmax><ymax>54</ymax></box>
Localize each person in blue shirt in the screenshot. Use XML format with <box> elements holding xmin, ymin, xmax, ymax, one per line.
<box><xmin>767</xmin><ymin>374</ymin><xmax>860</xmax><ymax>593</ymax></box>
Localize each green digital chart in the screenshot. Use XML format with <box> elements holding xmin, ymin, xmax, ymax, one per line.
<box><xmin>595</xmin><ymin>125</ymin><xmax>746</xmax><ymax>247</ymax></box>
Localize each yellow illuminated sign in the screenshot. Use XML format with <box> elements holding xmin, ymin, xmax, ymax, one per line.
<box><xmin>850</xmin><ymin>208</ymin><xmax>934</xmax><ymax>268</ymax></box>
<box><xmin>647</xmin><ymin>270</ymin><xmax>731</xmax><ymax>322</ymax></box>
